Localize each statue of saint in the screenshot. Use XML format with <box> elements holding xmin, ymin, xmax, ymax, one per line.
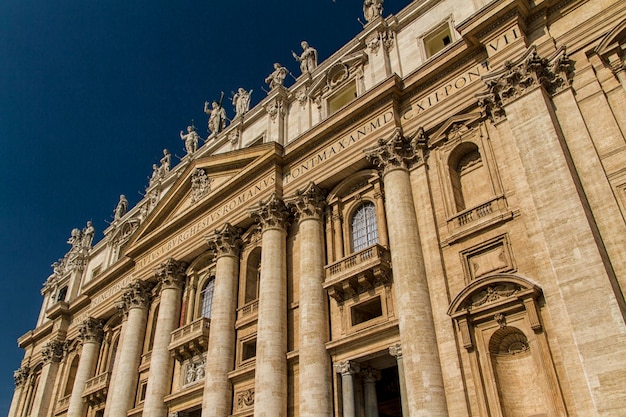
<box><xmin>363</xmin><ymin>0</ymin><xmax>384</xmax><ymax>22</ymax></box>
<box><xmin>180</xmin><ymin>125</ymin><xmax>200</xmax><ymax>155</ymax></box>
<box><xmin>204</xmin><ymin>101</ymin><xmax>227</xmax><ymax>135</ymax></box>
<box><xmin>265</xmin><ymin>63</ymin><xmax>288</xmax><ymax>90</ymax></box>
<box><xmin>114</xmin><ymin>195</ymin><xmax>128</xmax><ymax>220</ymax></box>
<box><xmin>67</xmin><ymin>228</ymin><xmax>82</xmax><ymax>249</ymax></box>
<box><xmin>149</xmin><ymin>163</ymin><xmax>160</xmax><ymax>186</ymax></box>
<box><xmin>81</xmin><ymin>221</ymin><xmax>95</xmax><ymax>248</ymax></box>
<box><xmin>159</xmin><ymin>149</ymin><xmax>171</xmax><ymax>175</ymax></box>
<box><xmin>292</xmin><ymin>41</ymin><xmax>318</xmax><ymax>74</ymax></box>
<box><xmin>232</xmin><ymin>88</ymin><xmax>252</xmax><ymax>118</ymax></box>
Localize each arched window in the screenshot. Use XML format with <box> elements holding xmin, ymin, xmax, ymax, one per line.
<box><xmin>147</xmin><ymin>304</ymin><xmax>159</xmax><ymax>352</ymax></box>
<box><xmin>449</xmin><ymin>143</ymin><xmax>491</xmax><ymax>212</ymax></box>
<box><xmin>244</xmin><ymin>248</ymin><xmax>261</xmax><ymax>304</ymax></box>
<box><xmin>351</xmin><ymin>202</ymin><xmax>378</xmax><ymax>252</ymax></box>
<box><xmin>64</xmin><ymin>355</ymin><xmax>80</xmax><ymax>396</ymax></box>
<box><xmin>200</xmin><ymin>278</ymin><xmax>215</xmax><ymax>319</ymax></box>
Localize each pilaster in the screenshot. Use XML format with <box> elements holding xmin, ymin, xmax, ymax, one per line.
<box><xmin>8</xmin><ymin>366</ymin><xmax>30</xmax><ymax>417</ymax></box>
<box><xmin>31</xmin><ymin>340</ymin><xmax>64</xmax><ymax>417</ymax></box>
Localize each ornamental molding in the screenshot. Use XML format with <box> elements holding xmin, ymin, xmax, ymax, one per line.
<box><xmin>477</xmin><ymin>46</ymin><xmax>574</xmax><ymax>122</ymax></box>
<box><xmin>388</xmin><ymin>343</ymin><xmax>402</xmax><ymax>359</ymax></box>
<box><xmin>237</xmin><ymin>388</ymin><xmax>255</xmax><ymax>410</ymax></box>
<box><xmin>116</xmin><ymin>279</ymin><xmax>154</xmax><ymax>315</ymax></box>
<box><xmin>286</xmin><ymin>182</ymin><xmax>327</xmax><ymax>221</ymax></box>
<box><xmin>335</xmin><ymin>360</ymin><xmax>360</xmax><ymax>376</ymax></box>
<box><xmin>154</xmin><ymin>258</ymin><xmax>187</xmax><ymax>290</ymax></box>
<box><xmin>206</xmin><ymin>223</ymin><xmax>243</xmax><ymax>258</ymax></box>
<box><xmin>366</xmin><ymin>29</ymin><xmax>395</xmax><ymax>55</ymax></box>
<box><xmin>13</xmin><ymin>366</ymin><xmax>30</xmax><ymax>387</ymax></box>
<box><xmin>41</xmin><ymin>340</ymin><xmax>64</xmax><ymax>364</ymax></box>
<box><xmin>364</xmin><ymin>128</ymin><xmax>422</xmax><ymax>174</ymax></box>
<box><xmin>190</xmin><ymin>168</ymin><xmax>213</xmax><ymax>204</ymax></box>
<box><xmin>249</xmin><ymin>193</ymin><xmax>290</xmax><ymax>232</ymax></box>
<box><xmin>78</xmin><ymin>318</ymin><xmax>104</xmax><ymax>344</ymax></box>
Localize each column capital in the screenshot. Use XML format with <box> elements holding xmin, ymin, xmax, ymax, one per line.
<box><xmin>361</xmin><ymin>367</ymin><xmax>381</xmax><ymax>383</ymax></box>
<box><xmin>335</xmin><ymin>360</ymin><xmax>360</xmax><ymax>376</ymax></box>
<box><xmin>249</xmin><ymin>192</ymin><xmax>290</xmax><ymax>232</ymax></box>
<box><xmin>155</xmin><ymin>258</ymin><xmax>187</xmax><ymax>290</ymax></box>
<box><xmin>388</xmin><ymin>343</ymin><xmax>402</xmax><ymax>359</ymax></box>
<box><xmin>478</xmin><ymin>46</ymin><xmax>574</xmax><ymax>122</ymax></box>
<box><xmin>13</xmin><ymin>366</ymin><xmax>30</xmax><ymax>387</ymax></box>
<box><xmin>286</xmin><ymin>182</ymin><xmax>327</xmax><ymax>221</ymax></box>
<box><xmin>116</xmin><ymin>279</ymin><xmax>154</xmax><ymax>316</ymax></box>
<box><xmin>78</xmin><ymin>317</ymin><xmax>104</xmax><ymax>344</ymax></box>
<box><xmin>206</xmin><ymin>223</ymin><xmax>242</xmax><ymax>258</ymax></box>
<box><xmin>365</xmin><ymin>128</ymin><xmax>421</xmax><ymax>174</ymax></box>
<box><xmin>41</xmin><ymin>340</ymin><xmax>64</xmax><ymax>364</ymax></box>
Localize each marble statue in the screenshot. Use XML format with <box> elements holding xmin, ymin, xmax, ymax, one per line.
<box><xmin>265</xmin><ymin>63</ymin><xmax>288</xmax><ymax>90</ymax></box>
<box><xmin>232</xmin><ymin>88</ymin><xmax>252</xmax><ymax>118</ymax></box>
<box><xmin>205</xmin><ymin>100</ymin><xmax>227</xmax><ymax>134</ymax></box>
<box><xmin>114</xmin><ymin>195</ymin><xmax>128</xmax><ymax>220</ymax></box>
<box><xmin>160</xmin><ymin>149</ymin><xmax>171</xmax><ymax>175</ymax></box>
<box><xmin>180</xmin><ymin>125</ymin><xmax>200</xmax><ymax>155</ymax></box>
<box><xmin>292</xmin><ymin>41</ymin><xmax>318</xmax><ymax>74</ymax></box>
<box><xmin>363</xmin><ymin>0</ymin><xmax>384</xmax><ymax>22</ymax></box>
<box><xmin>82</xmin><ymin>221</ymin><xmax>95</xmax><ymax>248</ymax></box>
<box><xmin>67</xmin><ymin>228</ymin><xmax>82</xmax><ymax>249</ymax></box>
<box><xmin>149</xmin><ymin>164</ymin><xmax>160</xmax><ymax>186</ymax></box>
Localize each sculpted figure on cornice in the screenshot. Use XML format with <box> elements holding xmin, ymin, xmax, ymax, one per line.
<box><xmin>206</xmin><ymin>223</ymin><xmax>242</xmax><ymax>258</ymax></box>
<box><xmin>478</xmin><ymin>47</ymin><xmax>574</xmax><ymax>123</ymax></box>
<box><xmin>363</xmin><ymin>0</ymin><xmax>383</xmax><ymax>23</ymax></box>
<box><xmin>155</xmin><ymin>258</ymin><xmax>187</xmax><ymax>290</ymax></box>
<box><xmin>365</xmin><ymin>128</ymin><xmax>422</xmax><ymax>174</ymax></box>
<box><xmin>114</xmin><ymin>194</ymin><xmax>128</xmax><ymax>221</ymax></box>
<box><xmin>82</xmin><ymin>221</ymin><xmax>95</xmax><ymax>248</ymax></box>
<box><xmin>205</xmin><ymin>99</ymin><xmax>227</xmax><ymax>135</ymax></box>
<box><xmin>292</xmin><ymin>41</ymin><xmax>318</xmax><ymax>75</ymax></box>
<box><xmin>78</xmin><ymin>317</ymin><xmax>104</xmax><ymax>344</ymax></box>
<box><xmin>160</xmin><ymin>149</ymin><xmax>171</xmax><ymax>175</ymax></box>
<box><xmin>249</xmin><ymin>193</ymin><xmax>290</xmax><ymax>231</ymax></box>
<box><xmin>13</xmin><ymin>366</ymin><xmax>30</xmax><ymax>387</ymax></box>
<box><xmin>116</xmin><ymin>279</ymin><xmax>154</xmax><ymax>315</ymax></box>
<box><xmin>41</xmin><ymin>340</ymin><xmax>64</xmax><ymax>364</ymax></box>
<box><xmin>286</xmin><ymin>182</ymin><xmax>326</xmax><ymax>221</ymax></box>
<box><xmin>180</xmin><ymin>125</ymin><xmax>200</xmax><ymax>155</ymax></box>
<box><xmin>265</xmin><ymin>63</ymin><xmax>288</xmax><ymax>90</ymax></box>
<box><xmin>232</xmin><ymin>88</ymin><xmax>252</xmax><ymax>118</ymax></box>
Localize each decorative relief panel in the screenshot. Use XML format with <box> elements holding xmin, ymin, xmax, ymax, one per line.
<box><xmin>182</xmin><ymin>355</ymin><xmax>206</xmax><ymax>387</ymax></box>
<box><xmin>460</xmin><ymin>234</ymin><xmax>515</xmax><ymax>283</ymax></box>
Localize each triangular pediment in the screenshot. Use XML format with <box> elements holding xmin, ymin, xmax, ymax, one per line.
<box><xmin>124</xmin><ymin>142</ymin><xmax>282</xmax><ymax>258</ymax></box>
<box><xmin>429</xmin><ymin>112</ymin><xmax>482</xmax><ymax>148</ymax></box>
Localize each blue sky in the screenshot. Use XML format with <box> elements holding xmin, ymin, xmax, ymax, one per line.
<box><xmin>0</xmin><ymin>0</ymin><xmax>408</xmax><ymax>413</ymax></box>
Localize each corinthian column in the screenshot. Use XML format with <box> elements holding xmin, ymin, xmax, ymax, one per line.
<box><xmin>67</xmin><ymin>318</ymin><xmax>104</xmax><ymax>417</ymax></box>
<box><xmin>30</xmin><ymin>340</ymin><xmax>64</xmax><ymax>417</ymax></box>
<box><xmin>249</xmin><ymin>193</ymin><xmax>289</xmax><ymax>417</ymax></box>
<box><xmin>143</xmin><ymin>259</ymin><xmax>187</xmax><ymax>417</ymax></box>
<box><xmin>335</xmin><ymin>361</ymin><xmax>359</xmax><ymax>417</ymax></box>
<box><xmin>202</xmin><ymin>223</ymin><xmax>242</xmax><ymax>417</ymax></box>
<box><xmin>365</xmin><ymin>129</ymin><xmax>448</xmax><ymax>417</ymax></box>
<box><xmin>287</xmin><ymin>182</ymin><xmax>332</xmax><ymax>417</ymax></box>
<box><xmin>106</xmin><ymin>279</ymin><xmax>153</xmax><ymax>417</ymax></box>
<box><xmin>8</xmin><ymin>366</ymin><xmax>30</xmax><ymax>417</ymax></box>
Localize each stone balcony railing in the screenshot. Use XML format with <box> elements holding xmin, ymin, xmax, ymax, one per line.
<box><xmin>324</xmin><ymin>244</ymin><xmax>392</xmax><ymax>303</ymax></box>
<box><xmin>169</xmin><ymin>316</ymin><xmax>210</xmax><ymax>361</ymax></box>
<box><xmin>82</xmin><ymin>371</ymin><xmax>111</xmax><ymax>407</ymax></box>
<box><xmin>237</xmin><ymin>299</ymin><xmax>259</xmax><ymax>321</ymax></box>
<box><xmin>445</xmin><ymin>195</ymin><xmax>513</xmax><ymax>243</ymax></box>
<box><xmin>55</xmin><ymin>394</ymin><xmax>71</xmax><ymax>413</ymax></box>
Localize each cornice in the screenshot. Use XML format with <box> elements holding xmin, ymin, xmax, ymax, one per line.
<box><xmin>18</xmin><ymin>320</ymin><xmax>54</xmax><ymax>349</ymax></box>
<box><xmin>81</xmin><ymin>256</ymin><xmax>135</xmax><ymax>297</ymax></box>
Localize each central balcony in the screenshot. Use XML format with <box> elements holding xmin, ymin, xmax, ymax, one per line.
<box><xmin>82</xmin><ymin>371</ymin><xmax>111</xmax><ymax>407</ymax></box>
<box><xmin>324</xmin><ymin>244</ymin><xmax>392</xmax><ymax>303</ymax></box>
<box><xmin>169</xmin><ymin>316</ymin><xmax>210</xmax><ymax>361</ymax></box>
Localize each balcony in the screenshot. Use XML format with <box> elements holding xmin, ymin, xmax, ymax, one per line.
<box><xmin>169</xmin><ymin>317</ymin><xmax>210</xmax><ymax>361</ymax></box>
<box><xmin>82</xmin><ymin>371</ymin><xmax>111</xmax><ymax>407</ymax></box>
<box><xmin>55</xmin><ymin>394</ymin><xmax>71</xmax><ymax>414</ymax></box>
<box><xmin>237</xmin><ymin>299</ymin><xmax>259</xmax><ymax>321</ymax></box>
<box><xmin>324</xmin><ymin>244</ymin><xmax>392</xmax><ymax>303</ymax></box>
<box><xmin>445</xmin><ymin>195</ymin><xmax>513</xmax><ymax>244</ymax></box>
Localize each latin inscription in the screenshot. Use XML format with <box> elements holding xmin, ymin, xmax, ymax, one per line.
<box><xmin>487</xmin><ymin>27</ymin><xmax>521</xmax><ymax>57</ymax></box>
<box><xmin>135</xmin><ymin>173</ymin><xmax>276</xmax><ymax>270</ymax></box>
<box><xmin>90</xmin><ymin>275</ymin><xmax>133</xmax><ymax>308</ymax></box>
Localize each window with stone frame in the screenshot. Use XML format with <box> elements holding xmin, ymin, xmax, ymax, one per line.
<box><xmin>63</xmin><ymin>354</ymin><xmax>80</xmax><ymax>396</ymax></box>
<box><xmin>200</xmin><ymin>277</ymin><xmax>215</xmax><ymax>319</ymax></box>
<box><xmin>419</xmin><ymin>17</ymin><xmax>456</xmax><ymax>60</ymax></box>
<box><xmin>351</xmin><ymin>201</ymin><xmax>379</xmax><ymax>252</ymax></box>
<box><xmin>448</xmin><ymin>142</ymin><xmax>492</xmax><ymax>212</ymax></box>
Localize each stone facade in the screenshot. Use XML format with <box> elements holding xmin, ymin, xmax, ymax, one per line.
<box><xmin>10</xmin><ymin>1</ymin><xmax>626</xmax><ymax>417</ymax></box>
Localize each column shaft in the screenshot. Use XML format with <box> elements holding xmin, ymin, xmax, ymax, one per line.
<box><xmin>67</xmin><ymin>342</ymin><xmax>100</xmax><ymax>417</ymax></box>
<box><xmin>338</xmin><ymin>363</ymin><xmax>358</xmax><ymax>417</ymax></box>
<box><xmin>30</xmin><ymin>341</ymin><xmax>63</xmax><ymax>417</ymax></box>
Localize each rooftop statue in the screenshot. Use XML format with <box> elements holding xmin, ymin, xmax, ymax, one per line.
<box><xmin>204</xmin><ymin>99</ymin><xmax>227</xmax><ymax>135</ymax></box>
<box><xmin>67</xmin><ymin>228</ymin><xmax>82</xmax><ymax>250</ymax></box>
<box><xmin>180</xmin><ymin>125</ymin><xmax>200</xmax><ymax>155</ymax></box>
<box><xmin>265</xmin><ymin>63</ymin><xmax>288</xmax><ymax>90</ymax></box>
<box><xmin>81</xmin><ymin>221</ymin><xmax>95</xmax><ymax>248</ymax></box>
<box><xmin>160</xmin><ymin>149</ymin><xmax>171</xmax><ymax>175</ymax></box>
<box><xmin>363</xmin><ymin>0</ymin><xmax>384</xmax><ymax>22</ymax></box>
<box><xmin>114</xmin><ymin>194</ymin><xmax>128</xmax><ymax>220</ymax></box>
<box><xmin>292</xmin><ymin>41</ymin><xmax>318</xmax><ymax>75</ymax></box>
<box><xmin>232</xmin><ymin>88</ymin><xmax>252</xmax><ymax>118</ymax></box>
<box><xmin>149</xmin><ymin>164</ymin><xmax>160</xmax><ymax>186</ymax></box>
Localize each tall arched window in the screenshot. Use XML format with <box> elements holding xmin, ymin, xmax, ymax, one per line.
<box><xmin>64</xmin><ymin>355</ymin><xmax>80</xmax><ymax>396</ymax></box>
<box><xmin>351</xmin><ymin>202</ymin><xmax>378</xmax><ymax>252</ymax></box>
<box><xmin>200</xmin><ymin>278</ymin><xmax>215</xmax><ymax>319</ymax></box>
<box><xmin>449</xmin><ymin>143</ymin><xmax>491</xmax><ymax>212</ymax></box>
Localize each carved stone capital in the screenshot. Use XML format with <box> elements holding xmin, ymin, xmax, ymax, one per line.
<box><xmin>206</xmin><ymin>223</ymin><xmax>243</xmax><ymax>258</ymax></box>
<box><xmin>41</xmin><ymin>340</ymin><xmax>64</xmax><ymax>364</ymax></box>
<box><xmin>365</xmin><ymin>128</ymin><xmax>421</xmax><ymax>174</ymax></box>
<box><xmin>78</xmin><ymin>317</ymin><xmax>104</xmax><ymax>344</ymax></box>
<box><xmin>335</xmin><ymin>360</ymin><xmax>360</xmax><ymax>376</ymax></box>
<box><xmin>361</xmin><ymin>367</ymin><xmax>381</xmax><ymax>383</ymax></box>
<box><xmin>116</xmin><ymin>279</ymin><xmax>154</xmax><ymax>315</ymax></box>
<box><xmin>13</xmin><ymin>366</ymin><xmax>30</xmax><ymax>387</ymax></box>
<box><xmin>286</xmin><ymin>182</ymin><xmax>327</xmax><ymax>221</ymax></box>
<box><xmin>388</xmin><ymin>343</ymin><xmax>403</xmax><ymax>359</ymax></box>
<box><xmin>155</xmin><ymin>258</ymin><xmax>187</xmax><ymax>290</ymax></box>
<box><xmin>249</xmin><ymin>193</ymin><xmax>290</xmax><ymax>232</ymax></box>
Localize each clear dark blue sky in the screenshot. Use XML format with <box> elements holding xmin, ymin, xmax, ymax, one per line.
<box><xmin>0</xmin><ymin>0</ymin><xmax>407</xmax><ymax>413</ymax></box>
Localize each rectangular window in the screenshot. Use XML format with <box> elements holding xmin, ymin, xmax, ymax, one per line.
<box><xmin>328</xmin><ymin>81</ymin><xmax>357</xmax><ymax>115</ymax></box>
<box><xmin>241</xmin><ymin>339</ymin><xmax>257</xmax><ymax>362</ymax></box>
<box><xmin>423</xmin><ymin>23</ymin><xmax>453</xmax><ymax>58</ymax></box>
<box><xmin>351</xmin><ymin>296</ymin><xmax>383</xmax><ymax>326</ymax></box>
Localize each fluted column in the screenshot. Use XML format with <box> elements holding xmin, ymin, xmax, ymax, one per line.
<box><xmin>106</xmin><ymin>279</ymin><xmax>153</xmax><ymax>417</ymax></box>
<box><xmin>8</xmin><ymin>366</ymin><xmax>29</xmax><ymax>417</ymax></box>
<box><xmin>30</xmin><ymin>340</ymin><xmax>64</xmax><ymax>417</ymax></box>
<box><xmin>365</xmin><ymin>129</ymin><xmax>448</xmax><ymax>417</ymax></box>
<box><xmin>67</xmin><ymin>318</ymin><xmax>104</xmax><ymax>417</ymax></box>
<box><xmin>202</xmin><ymin>223</ymin><xmax>242</xmax><ymax>417</ymax></box>
<box><xmin>143</xmin><ymin>259</ymin><xmax>187</xmax><ymax>417</ymax></box>
<box><xmin>389</xmin><ymin>344</ymin><xmax>408</xmax><ymax>417</ymax></box>
<box><xmin>336</xmin><ymin>361</ymin><xmax>360</xmax><ymax>417</ymax></box>
<box><xmin>287</xmin><ymin>182</ymin><xmax>332</xmax><ymax>417</ymax></box>
<box><xmin>249</xmin><ymin>193</ymin><xmax>289</xmax><ymax>417</ymax></box>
